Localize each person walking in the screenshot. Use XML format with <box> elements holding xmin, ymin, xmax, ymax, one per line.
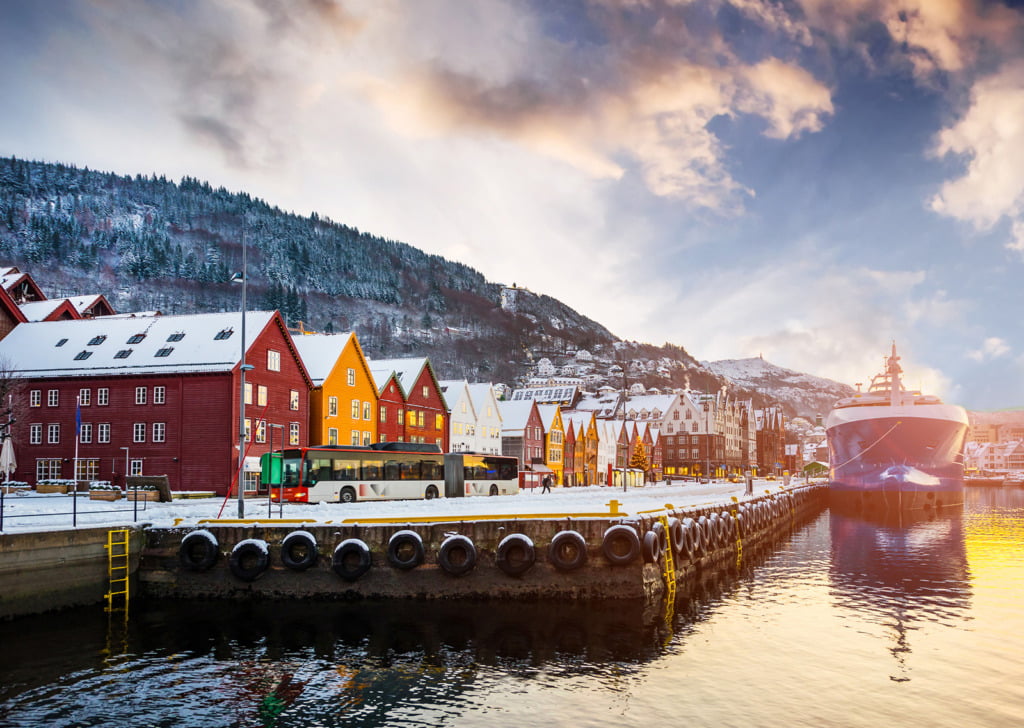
<box><xmin>541</xmin><ymin>474</ymin><xmax>552</xmax><ymax>493</ymax></box>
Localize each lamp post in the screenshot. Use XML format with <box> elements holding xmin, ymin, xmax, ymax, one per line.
<box><xmin>232</xmin><ymin>227</ymin><xmax>249</xmax><ymax>519</ymax></box>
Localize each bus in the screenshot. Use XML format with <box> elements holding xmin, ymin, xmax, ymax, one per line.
<box><xmin>260</xmin><ymin>442</ymin><xmax>519</xmax><ymax>503</ymax></box>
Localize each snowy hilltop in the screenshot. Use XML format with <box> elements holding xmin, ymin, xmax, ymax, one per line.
<box><xmin>702</xmin><ymin>356</ymin><xmax>854</xmax><ymax>420</ymax></box>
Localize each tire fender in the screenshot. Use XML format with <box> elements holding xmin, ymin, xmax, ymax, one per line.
<box><xmin>601</xmin><ymin>524</ymin><xmax>640</xmax><ymax>566</ymax></box>
<box><xmin>179</xmin><ymin>529</ymin><xmax>219</xmax><ymax>572</ymax></box>
<box><xmin>496</xmin><ymin>533</ymin><xmax>535</xmax><ymax>577</ymax></box>
<box><xmin>438</xmin><ymin>534</ymin><xmax>477</xmax><ymax>576</ymax></box>
<box><xmin>332</xmin><ymin>538</ymin><xmax>372</xmax><ymax>581</ymax></box>
<box><xmin>281</xmin><ymin>530</ymin><xmax>318</xmax><ymax>571</ymax></box>
<box><xmin>387</xmin><ymin>530</ymin><xmax>425</xmax><ymax>571</ymax></box>
<box><xmin>549</xmin><ymin>530</ymin><xmax>588</xmax><ymax>571</ymax></box>
<box><xmin>229</xmin><ymin>539</ymin><xmax>270</xmax><ymax>582</ymax></box>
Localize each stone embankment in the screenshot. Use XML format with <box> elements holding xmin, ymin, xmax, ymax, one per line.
<box><xmin>139</xmin><ymin>484</ymin><xmax>826</xmax><ymax>603</ymax></box>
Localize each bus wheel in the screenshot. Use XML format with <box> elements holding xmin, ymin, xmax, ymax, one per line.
<box><xmin>332</xmin><ymin>539</ymin><xmax>371</xmax><ymax>581</ymax></box>
<box><xmin>339</xmin><ymin>487</ymin><xmax>356</xmax><ymax>503</ymax></box>
<box><xmin>489</xmin><ymin>484</ymin><xmax>499</xmax><ymax>496</ymax></box>
<box><xmin>425</xmin><ymin>485</ymin><xmax>439</xmax><ymax>500</ymax></box>
<box><xmin>229</xmin><ymin>539</ymin><xmax>270</xmax><ymax>582</ymax></box>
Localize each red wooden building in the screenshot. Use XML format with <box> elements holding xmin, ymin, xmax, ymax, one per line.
<box><xmin>368</xmin><ymin>357</ymin><xmax>449</xmax><ymax>451</ymax></box>
<box><xmin>498</xmin><ymin>399</ymin><xmax>546</xmax><ymax>488</ymax></box>
<box><xmin>0</xmin><ymin>310</ymin><xmax>311</xmax><ymax>495</ymax></box>
<box><xmin>369</xmin><ymin>367</ymin><xmax>406</xmax><ymax>444</ymax></box>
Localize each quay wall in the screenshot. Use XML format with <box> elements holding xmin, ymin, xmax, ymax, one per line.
<box><xmin>139</xmin><ymin>485</ymin><xmax>827</xmax><ymax>603</ymax></box>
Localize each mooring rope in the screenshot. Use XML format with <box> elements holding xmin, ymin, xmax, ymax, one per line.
<box><xmin>830</xmin><ymin>420</ymin><xmax>902</xmax><ymax>471</ymax></box>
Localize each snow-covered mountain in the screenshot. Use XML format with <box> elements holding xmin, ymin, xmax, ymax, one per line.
<box><xmin>702</xmin><ymin>356</ymin><xmax>854</xmax><ymax>419</ymax></box>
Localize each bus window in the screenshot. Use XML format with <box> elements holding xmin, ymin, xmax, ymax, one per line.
<box><xmin>332</xmin><ymin>458</ymin><xmax>360</xmax><ymax>480</ymax></box>
<box><xmin>361</xmin><ymin>458</ymin><xmax>383</xmax><ymax>480</ymax></box>
<box><xmin>282</xmin><ymin>459</ymin><xmax>301</xmax><ymax>486</ymax></box>
<box><xmin>384</xmin><ymin>459</ymin><xmax>401</xmax><ymax>481</ymax></box>
<box><xmin>421</xmin><ymin>459</ymin><xmax>443</xmax><ymax>480</ymax></box>
<box><xmin>400</xmin><ymin>459</ymin><xmax>421</xmax><ymax>480</ymax></box>
<box><xmin>310</xmin><ymin>457</ymin><xmax>333</xmax><ymax>483</ymax></box>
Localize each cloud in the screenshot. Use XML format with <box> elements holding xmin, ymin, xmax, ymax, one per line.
<box><xmin>968</xmin><ymin>337</ymin><xmax>1011</xmax><ymax>362</ymax></box>
<box><xmin>929</xmin><ymin>60</ymin><xmax>1024</xmax><ymax>245</ymax></box>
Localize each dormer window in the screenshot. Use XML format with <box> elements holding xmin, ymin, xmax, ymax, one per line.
<box><xmin>214</xmin><ymin>328</ymin><xmax>233</xmax><ymax>340</ymax></box>
<box><xmin>114</xmin><ymin>349</ymin><xmax>132</xmax><ymax>359</ymax></box>
<box><xmin>155</xmin><ymin>347</ymin><xmax>173</xmax><ymax>358</ymax></box>
<box><xmin>88</xmin><ymin>335</ymin><xmax>106</xmax><ymax>346</ymax></box>
<box><xmin>74</xmin><ymin>350</ymin><xmax>92</xmax><ymax>361</ymax></box>
<box><xmin>127</xmin><ymin>334</ymin><xmax>146</xmax><ymax>344</ymax></box>
<box><xmin>55</xmin><ymin>338</ymin><xmax>68</xmax><ymax>347</ymax></box>
<box><xmin>167</xmin><ymin>332</ymin><xmax>185</xmax><ymax>342</ymax></box>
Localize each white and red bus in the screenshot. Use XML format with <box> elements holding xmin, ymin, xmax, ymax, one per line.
<box><xmin>260</xmin><ymin>443</ymin><xmax>519</xmax><ymax>503</ymax></box>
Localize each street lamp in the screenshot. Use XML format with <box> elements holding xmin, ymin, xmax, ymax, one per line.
<box><xmin>232</xmin><ymin>226</ymin><xmax>249</xmax><ymax>519</ymax></box>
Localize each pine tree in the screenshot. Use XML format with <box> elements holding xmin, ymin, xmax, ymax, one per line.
<box><xmin>629</xmin><ymin>440</ymin><xmax>649</xmax><ymax>472</ymax></box>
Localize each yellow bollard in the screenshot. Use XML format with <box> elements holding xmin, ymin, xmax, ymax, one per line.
<box><xmin>606</xmin><ymin>499</ymin><xmax>623</xmax><ymax>515</ymax></box>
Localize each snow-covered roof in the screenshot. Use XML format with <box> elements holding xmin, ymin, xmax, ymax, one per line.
<box><xmin>438</xmin><ymin>379</ymin><xmax>472</xmax><ymax>414</ymax></box>
<box><xmin>508</xmin><ymin>385</ymin><xmax>577</xmax><ymax>405</ymax></box>
<box><xmin>66</xmin><ymin>294</ymin><xmax>115</xmax><ymax>316</ymax></box>
<box><xmin>18</xmin><ymin>300</ymin><xmax>73</xmax><ymax>322</ymax></box>
<box><xmin>0</xmin><ymin>311</ymin><xmax>276</xmax><ymax>378</ymax></box>
<box><xmin>466</xmin><ymin>383</ymin><xmax>500</xmax><ymax>420</ymax></box>
<box><xmin>499</xmin><ymin>400</ymin><xmax>537</xmax><ymax>432</ymax></box>
<box><xmin>368</xmin><ymin>357</ymin><xmax>430</xmax><ymax>398</ymax></box>
<box><xmin>290</xmin><ymin>332</ymin><xmax>355</xmax><ymax>385</ymax></box>
<box><xmin>536</xmin><ymin>403</ymin><xmax>561</xmax><ymax>431</ymax></box>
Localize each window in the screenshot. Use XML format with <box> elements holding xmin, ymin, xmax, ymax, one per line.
<box><xmin>98</xmin><ymin>388</ymin><xmax>109</xmax><ymax>406</ymax></box>
<box><xmin>328</xmin><ymin>428</ymin><xmax>339</xmax><ymax>446</ymax></box>
<box><xmin>461</xmin><ymin>400</ymin><xmax>467</xmax><ymax>413</ymax></box>
<box><xmin>75</xmin><ymin>459</ymin><xmax>99</xmax><ymax>481</ymax></box>
<box><xmin>29</xmin><ymin>424</ymin><xmax>41</xmax><ymax>445</ymax></box>
<box><xmin>244</xmin><ymin>418</ymin><xmax>251</xmax><ymax>442</ymax></box>
<box><xmin>154</xmin><ymin>386</ymin><xmax>165</xmax><ymax>405</ymax></box>
<box><xmin>407</xmin><ymin>410</ymin><xmax>416</xmax><ymax>427</ymax></box>
<box><xmin>135</xmin><ymin>387</ymin><xmax>147</xmax><ymax>405</ymax></box>
<box><xmin>347</xmin><ymin>368</ymin><xmax>355</xmax><ymax>386</ymax></box>
<box><xmin>255</xmin><ymin>420</ymin><xmax>266</xmax><ymax>443</ymax></box>
<box><xmin>167</xmin><ymin>332</ymin><xmax>185</xmax><ymax>342</ymax></box>
<box><xmin>379</xmin><ymin>406</ymin><xmax>387</xmax><ymax>423</ymax></box>
<box><xmin>88</xmin><ymin>335</ymin><xmax>106</xmax><ymax>346</ymax></box>
<box><xmin>350</xmin><ymin>431</ymin><xmax>360</xmax><ymax>446</ymax></box>
<box><xmin>686</xmin><ymin>410</ymin><xmax>692</xmax><ymax>420</ymax></box>
<box><xmin>79</xmin><ymin>388</ymin><xmax>91</xmax><ymax>406</ymax></box>
<box><xmin>363</xmin><ymin>402</ymin><xmax>371</xmax><ymax>420</ymax></box>
<box><xmin>47</xmin><ymin>424</ymin><xmax>60</xmax><ymax>444</ymax></box>
<box><xmin>127</xmin><ymin>333</ymin><xmax>146</xmax><ymax>344</ymax></box>
<box><xmin>435</xmin><ymin>414</ymin><xmax>444</xmax><ymax>431</ymax></box>
<box><xmin>152</xmin><ymin>422</ymin><xmax>166</xmax><ymax>443</ymax></box>
<box><xmin>363</xmin><ymin>431</ymin><xmax>372</xmax><ymax>446</ymax></box>
<box><xmin>422</xmin><ymin>386</ymin><xmax>429</xmax><ymax>398</ymax></box>
<box><xmin>98</xmin><ymin>423</ymin><xmax>110</xmax><ymax>444</ymax></box>
<box><xmin>37</xmin><ymin>459</ymin><xmax>62</xmax><ymax>480</ymax></box>
<box><xmin>74</xmin><ymin>351</ymin><xmax>92</xmax><ymax>360</ymax></box>
<box><xmin>214</xmin><ymin>328</ymin><xmax>233</xmax><ymax>340</ymax></box>
<box><xmin>289</xmin><ymin>423</ymin><xmax>300</xmax><ymax>446</ymax></box>
<box><xmin>290</xmin><ymin>390</ymin><xmax>299</xmax><ymax>410</ymax></box>
<box><xmin>114</xmin><ymin>349</ymin><xmax>132</xmax><ymax>359</ymax></box>
<box><xmin>397</xmin><ymin>410</ymin><xmax>405</xmax><ymax>425</ymax></box>
<box><xmin>351</xmin><ymin>400</ymin><xmax>360</xmax><ymax>419</ymax></box>
<box><xmin>244</xmin><ymin>382</ymin><xmax>252</xmax><ymax>405</ymax></box>
<box><xmin>155</xmin><ymin>347</ymin><xmax>174</xmax><ymax>357</ymax></box>
<box><xmin>133</xmin><ymin>423</ymin><xmax>146</xmax><ymax>443</ymax></box>
<box><xmin>328</xmin><ymin>397</ymin><xmax>338</xmax><ymax>417</ymax></box>
<box><xmin>48</xmin><ymin>390</ymin><xmax>59</xmax><ymax>407</ymax></box>
<box><xmin>418</xmin><ymin>411</ymin><xmax>425</xmax><ymax>428</ymax></box>
<box><xmin>56</xmin><ymin>338</ymin><xmax>68</xmax><ymax>347</ymax></box>
<box><xmin>130</xmin><ymin>459</ymin><xmax>143</xmax><ymax>476</ymax></box>
<box><xmin>30</xmin><ymin>390</ymin><xmax>41</xmax><ymax>407</ymax></box>
<box><xmin>79</xmin><ymin>423</ymin><xmax>92</xmax><ymax>444</ymax></box>
<box><xmin>257</xmin><ymin>385</ymin><xmax>268</xmax><ymax>407</ymax></box>
<box><xmin>267</xmin><ymin>350</ymin><xmax>281</xmax><ymax>372</ymax></box>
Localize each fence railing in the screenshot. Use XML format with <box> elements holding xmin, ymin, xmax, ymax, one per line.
<box><xmin>0</xmin><ymin>489</ymin><xmax>154</xmax><ymax>532</ymax></box>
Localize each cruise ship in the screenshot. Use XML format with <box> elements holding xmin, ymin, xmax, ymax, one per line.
<box><xmin>825</xmin><ymin>343</ymin><xmax>969</xmax><ymax>514</ymax></box>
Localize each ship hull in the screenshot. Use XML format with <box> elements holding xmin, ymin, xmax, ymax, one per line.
<box><xmin>826</xmin><ymin>412</ymin><xmax>967</xmax><ymax>516</ymax></box>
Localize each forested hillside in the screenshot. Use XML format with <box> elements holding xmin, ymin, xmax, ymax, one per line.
<box><xmin>0</xmin><ymin>157</ymin><xmax>615</xmax><ymax>383</ymax></box>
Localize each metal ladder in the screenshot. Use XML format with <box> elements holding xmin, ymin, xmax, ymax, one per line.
<box><xmin>658</xmin><ymin>514</ymin><xmax>677</xmax><ymax>604</ymax></box>
<box><xmin>105</xmin><ymin>528</ymin><xmax>130</xmax><ymax>612</ymax></box>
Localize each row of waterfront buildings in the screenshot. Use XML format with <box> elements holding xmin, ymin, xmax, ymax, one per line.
<box><xmin>0</xmin><ymin>266</ymin><xmax>788</xmax><ymax>495</ymax></box>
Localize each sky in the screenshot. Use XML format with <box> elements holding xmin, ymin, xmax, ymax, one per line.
<box><xmin>1</xmin><ymin>0</ymin><xmax>1023</xmax><ymax>411</ymax></box>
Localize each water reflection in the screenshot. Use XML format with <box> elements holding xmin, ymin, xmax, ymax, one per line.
<box><xmin>829</xmin><ymin>507</ymin><xmax>972</xmax><ymax>682</ymax></box>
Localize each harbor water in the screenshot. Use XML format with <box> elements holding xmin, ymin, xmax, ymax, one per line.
<box><xmin>0</xmin><ymin>486</ymin><xmax>1022</xmax><ymax>728</ymax></box>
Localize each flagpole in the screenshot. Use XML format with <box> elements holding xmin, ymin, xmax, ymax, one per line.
<box><xmin>74</xmin><ymin>395</ymin><xmax>81</xmax><ymax>484</ymax></box>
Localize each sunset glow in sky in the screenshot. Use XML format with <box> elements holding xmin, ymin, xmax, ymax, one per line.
<box><xmin>2</xmin><ymin>0</ymin><xmax>1023</xmax><ymax>410</ymax></box>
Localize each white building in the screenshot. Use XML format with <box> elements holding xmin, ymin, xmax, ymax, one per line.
<box><xmin>439</xmin><ymin>380</ymin><xmax>476</xmax><ymax>453</ymax></box>
<box><xmin>467</xmin><ymin>383</ymin><xmax>503</xmax><ymax>455</ymax></box>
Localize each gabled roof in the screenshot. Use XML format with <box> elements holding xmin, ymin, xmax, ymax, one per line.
<box><xmin>0</xmin><ymin>268</ymin><xmax>46</xmax><ymax>303</ymax></box>
<box><xmin>438</xmin><ymin>379</ymin><xmax>475</xmax><ymax>418</ymax></box>
<box><xmin>498</xmin><ymin>399</ymin><xmax>538</xmax><ymax>432</ymax></box>
<box><xmin>0</xmin><ymin>310</ymin><xmax>292</xmax><ymax>378</ymax></box>
<box><xmin>466</xmin><ymin>383</ymin><xmax>501</xmax><ymax>423</ymax></box>
<box><xmin>368</xmin><ymin>357</ymin><xmax>443</xmax><ymax>404</ymax></box>
<box><xmin>66</xmin><ymin>294</ymin><xmax>117</xmax><ymax>318</ymax></box>
<box><xmin>290</xmin><ymin>332</ymin><xmax>356</xmax><ymax>386</ymax></box>
<box><xmin>19</xmin><ymin>299</ymin><xmax>81</xmax><ymax>322</ymax></box>
<box><xmin>536</xmin><ymin>403</ymin><xmax>563</xmax><ymax>431</ymax></box>
<box><xmin>0</xmin><ymin>285</ymin><xmax>27</xmax><ymax>327</ymax></box>
<box><xmin>369</xmin><ymin>367</ymin><xmax>402</xmax><ymax>398</ymax></box>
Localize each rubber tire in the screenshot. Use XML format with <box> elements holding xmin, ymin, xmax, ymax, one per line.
<box><xmin>438</xmin><ymin>535</ymin><xmax>477</xmax><ymax>576</ymax></box>
<box><xmin>425</xmin><ymin>485</ymin><xmax>439</xmax><ymax>500</ymax></box>
<box><xmin>179</xmin><ymin>531</ymin><xmax>219</xmax><ymax>572</ymax></box>
<box><xmin>642</xmin><ymin>530</ymin><xmax>660</xmax><ymax>564</ymax></box>
<box><xmin>281</xmin><ymin>532</ymin><xmax>318</xmax><ymax>571</ymax></box>
<box><xmin>602</xmin><ymin>525</ymin><xmax>640</xmax><ymax>566</ymax></box>
<box><xmin>668</xmin><ymin>517</ymin><xmax>685</xmax><ymax>556</ymax></box>
<box><xmin>229</xmin><ymin>540</ymin><xmax>269</xmax><ymax>582</ymax></box>
<box><xmin>651</xmin><ymin>521</ymin><xmax>667</xmax><ymax>554</ymax></box>
<box><xmin>549</xmin><ymin>531</ymin><xmax>588</xmax><ymax>572</ymax></box>
<box><xmin>387</xmin><ymin>531</ymin><xmax>425</xmax><ymax>571</ymax></box>
<box><xmin>682</xmin><ymin>519</ymin><xmax>700</xmax><ymax>560</ymax></box>
<box><xmin>332</xmin><ymin>539</ymin><xmax>371</xmax><ymax>581</ymax></box>
<box><xmin>339</xmin><ymin>487</ymin><xmax>356</xmax><ymax>504</ymax></box>
<box><xmin>496</xmin><ymin>534</ymin><xmax>535</xmax><ymax>577</ymax></box>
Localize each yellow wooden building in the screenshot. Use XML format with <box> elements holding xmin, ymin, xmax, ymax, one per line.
<box><xmin>537</xmin><ymin>403</ymin><xmax>565</xmax><ymax>485</ymax></box>
<box><xmin>291</xmin><ymin>331</ymin><xmax>378</xmax><ymax>447</ymax></box>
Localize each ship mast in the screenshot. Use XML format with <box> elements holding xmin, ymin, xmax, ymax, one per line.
<box><xmin>888</xmin><ymin>341</ymin><xmax>902</xmax><ymax>407</ymax></box>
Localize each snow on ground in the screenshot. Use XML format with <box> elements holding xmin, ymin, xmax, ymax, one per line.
<box><xmin>0</xmin><ymin>479</ymin><xmax>813</xmax><ymax>534</ymax></box>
